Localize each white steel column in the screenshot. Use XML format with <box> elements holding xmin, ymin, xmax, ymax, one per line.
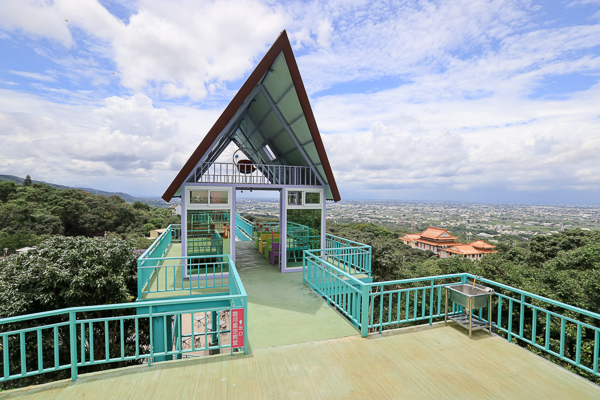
<box><xmin>231</xmin><ymin>188</ymin><xmax>236</xmax><ymax>263</ymax></box>
<box><xmin>321</xmin><ymin>195</ymin><xmax>326</xmax><ymax>250</ymax></box>
<box><xmin>280</xmin><ymin>188</ymin><xmax>287</xmax><ymax>272</ymax></box>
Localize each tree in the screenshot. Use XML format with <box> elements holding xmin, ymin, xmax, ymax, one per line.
<box><xmin>132</xmin><ymin>201</ymin><xmax>151</xmax><ymax>211</ymax></box>
<box><xmin>23</xmin><ymin>175</ymin><xmax>32</xmax><ymax>186</ymax></box>
<box><xmin>0</xmin><ymin>236</ymin><xmax>145</xmax><ymax>389</ymax></box>
<box><xmin>0</xmin><ymin>181</ymin><xmax>17</xmax><ymax>202</ymax></box>
<box><xmin>0</xmin><ymin>183</ymin><xmax>179</xmax><ymax>248</ymax></box>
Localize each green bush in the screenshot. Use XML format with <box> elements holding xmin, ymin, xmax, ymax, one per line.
<box><xmin>0</xmin><ymin>236</ymin><xmax>145</xmax><ymax>389</ymax></box>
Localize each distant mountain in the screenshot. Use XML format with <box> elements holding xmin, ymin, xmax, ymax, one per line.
<box><xmin>0</xmin><ymin>174</ymin><xmax>175</xmax><ymax>208</ymax></box>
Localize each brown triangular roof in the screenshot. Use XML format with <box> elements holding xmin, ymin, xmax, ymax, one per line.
<box><xmin>162</xmin><ymin>30</ymin><xmax>340</xmax><ymax>202</ymax></box>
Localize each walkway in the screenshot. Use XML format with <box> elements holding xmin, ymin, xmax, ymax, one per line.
<box><xmin>235</xmin><ymin>241</ymin><xmax>358</xmax><ymax>349</ymax></box>
<box><xmin>4</xmin><ymin>323</ymin><xmax>599</xmax><ymax>399</ymax></box>
<box><xmin>141</xmin><ymin>241</ymin><xmax>358</xmax><ymax>348</ymax></box>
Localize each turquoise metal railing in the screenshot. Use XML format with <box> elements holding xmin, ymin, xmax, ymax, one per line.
<box><xmin>303</xmin><ymin>252</ymin><xmax>365</xmax><ymax>327</ymax></box>
<box><xmin>137</xmin><ymin>225</ymin><xmax>180</xmax><ymax>298</ymax></box>
<box><xmin>171</xmin><ymin>224</ymin><xmax>181</xmax><ymax>243</ymax></box>
<box><xmin>302</xmin><ymin>233</ymin><xmax>372</xmax><ymax>279</ymax></box>
<box><xmin>326</xmin><ymin>234</ymin><xmax>372</xmax><ymax>276</ymax></box>
<box><xmin>0</xmin><ymin>289</ymin><xmax>248</xmax><ymax>384</ymax></box>
<box><xmin>235</xmin><ymin>213</ymin><xmax>254</xmax><ymax>240</ymax></box>
<box><xmin>187</xmin><ymin>229</ymin><xmax>223</xmax><ymax>256</ymax></box>
<box><xmin>325</xmin><ymin>234</ymin><xmax>370</xmax><ymax>251</ymax></box>
<box><xmin>138</xmin><ymin>225</ymin><xmax>236</xmax><ymax>298</ymax></box>
<box><xmin>471</xmin><ymin>275</ymin><xmax>600</xmax><ymax>378</ymax></box>
<box><xmin>138</xmin><ymin>254</ymin><xmax>234</xmax><ymax>297</ymax></box>
<box><xmin>303</xmin><ymin>251</ymin><xmax>600</xmax><ymax>379</ymax></box>
<box><xmin>365</xmin><ymin>274</ymin><xmax>468</xmax><ymax>334</ymax></box>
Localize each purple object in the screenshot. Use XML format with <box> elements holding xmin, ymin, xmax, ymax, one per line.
<box><xmin>270</xmin><ymin>242</ymin><xmax>280</xmax><ymax>266</ymax></box>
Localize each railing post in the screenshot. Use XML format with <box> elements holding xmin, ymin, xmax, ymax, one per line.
<box><xmin>302</xmin><ymin>252</ymin><xmax>306</xmax><ymax>284</ymax></box>
<box><xmin>69</xmin><ymin>311</ymin><xmax>78</xmax><ymax>381</ymax></box>
<box><xmin>137</xmin><ymin>259</ymin><xmax>142</xmax><ymax>299</ymax></box>
<box><xmin>429</xmin><ymin>279</ymin><xmax>434</xmax><ymax>325</ymax></box>
<box><xmin>244</xmin><ymin>300</ymin><xmax>248</xmax><ymax>355</ymax></box>
<box><xmin>361</xmin><ymin>284</ymin><xmax>370</xmax><ymax>337</ymax></box>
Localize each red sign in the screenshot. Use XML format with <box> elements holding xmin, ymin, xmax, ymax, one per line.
<box><xmin>231</xmin><ymin>308</ymin><xmax>245</xmax><ymax>349</ymax></box>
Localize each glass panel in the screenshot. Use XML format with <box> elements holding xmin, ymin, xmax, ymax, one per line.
<box><xmin>286</xmin><ymin>209</ymin><xmax>321</xmax><ymax>268</ymax></box>
<box><xmin>288</xmin><ymin>191</ymin><xmax>302</xmax><ymax>206</ymax></box>
<box><xmin>305</xmin><ymin>192</ymin><xmax>320</xmax><ymax>204</ymax></box>
<box><xmin>210</xmin><ymin>190</ymin><xmax>229</xmax><ymax>204</ymax></box>
<box><xmin>186</xmin><ymin>210</ymin><xmax>230</xmax><ymax>257</ymax></box>
<box><xmin>190</xmin><ymin>190</ymin><xmax>208</xmax><ymax>204</ymax></box>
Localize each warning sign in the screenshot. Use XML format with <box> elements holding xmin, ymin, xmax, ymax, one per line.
<box><xmin>231</xmin><ymin>308</ymin><xmax>245</xmax><ymax>349</ymax></box>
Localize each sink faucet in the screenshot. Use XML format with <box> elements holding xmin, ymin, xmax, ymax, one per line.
<box><xmin>472</xmin><ymin>275</ymin><xmax>481</xmax><ymax>289</ymax></box>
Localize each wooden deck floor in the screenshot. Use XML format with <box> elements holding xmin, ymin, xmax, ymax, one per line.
<box><xmin>4</xmin><ymin>323</ymin><xmax>599</xmax><ymax>400</ymax></box>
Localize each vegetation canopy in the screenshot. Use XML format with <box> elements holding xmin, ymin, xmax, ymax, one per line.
<box><xmin>0</xmin><ymin>236</ymin><xmax>147</xmax><ymax>390</ymax></box>
<box><xmin>0</xmin><ymin>181</ymin><xmax>178</xmax><ymax>250</ymax></box>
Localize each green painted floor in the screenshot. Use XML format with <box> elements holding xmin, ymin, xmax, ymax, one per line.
<box><xmin>234</xmin><ymin>241</ymin><xmax>358</xmax><ymax>349</ymax></box>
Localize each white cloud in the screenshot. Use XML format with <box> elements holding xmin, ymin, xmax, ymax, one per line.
<box><xmin>9</xmin><ymin>70</ymin><xmax>56</xmax><ymax>82</ymax></box>
<box><xmin>317</xmin><ymin>80</ymin><xmax>600</xmax><ymax>196</ymax></box>
<box><xmin>0</xmin><ymin>90</ymin><xmax>202</xmax><ymax>194</ymax></box>
<box><xmin>0</xmin><ymin>0</ymin><xmax>74</xmax><ymax>47</ymax></box>
<box><xmin>111</xmin><ymin>0</ymin><xmax>286</xmax><ymax>99</ymax></box>
<box><xmin>1</xmin><ymin>0</ymin><xmax>288</xmax><ymax>100</ymax></box>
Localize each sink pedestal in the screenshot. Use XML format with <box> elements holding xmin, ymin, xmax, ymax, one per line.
<box><xmin>444</xmin><ymin>283</ymin><xmax>494</xmax><ymax>338</ymax></box>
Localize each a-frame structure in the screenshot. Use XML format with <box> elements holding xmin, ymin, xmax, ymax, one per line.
<box><xmin>162</xmin><ymin>30</ymin><xmax>340</xmax><ymax>273</ymax></box>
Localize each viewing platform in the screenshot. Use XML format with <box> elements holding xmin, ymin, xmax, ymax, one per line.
<box><xmin>1</xmin><ymin>30</ymin><xmax>599</xmax><ymax>399</ymax></box>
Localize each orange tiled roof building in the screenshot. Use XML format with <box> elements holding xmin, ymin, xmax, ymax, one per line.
<box><xmin>400</xmin><ymin>228</ymin><xmax>497</xmax><ymax>260</ymax></box>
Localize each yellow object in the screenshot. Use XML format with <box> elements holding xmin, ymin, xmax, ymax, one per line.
<box><xmin>259</xmin><ymin>233</ymin><xmax>268</xmax><ymax>254</ymax></box>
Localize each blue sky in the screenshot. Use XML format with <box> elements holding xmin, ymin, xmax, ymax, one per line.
<box><xmin>1</xmin><ymin>0</ymin><xmax>600</xmax><ymax>204</ymax></box>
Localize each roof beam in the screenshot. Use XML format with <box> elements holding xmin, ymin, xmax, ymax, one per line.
<box><xmin>279</xmin><ymin>139</ymin><xmax>314</xmax><ymax>158</ymax></box>
<box><xmin>275</xmin><ymin>83</ymin><xmax>295</xmax><ymax>104</ymax></box>
<box><xmin>269</xmin><ymin>113</ymin><xmax>305</xmax><ymax>143</ymax></box>
<box><xmin>185</xmin><ymin>84</ymin><xmax>263</xmax><ymax>183</ymax></box>
<box><xmin>253</xmin><ymin>83</ymin><xmax>293</xmax><ymax>129</ymax></box>
<box><xmin>244</xmin><ymin>111</ymin><xmax>286</xmax><ymax>164</ymax></box>
<box><xmin>236</xmin><ymin>124</ymin><xmax>269</xmax><ymax>164</ymax></box>
<box><xmin>259</xmin><ymin>86</ymin><xmax>325</xmax><ymax>186</ymax></box>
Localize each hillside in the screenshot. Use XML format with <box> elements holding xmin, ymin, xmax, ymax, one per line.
<box><xmin>0</xmin><ymin>180</ymin><xmax>179</xmax><ymax>250</ymax></box>
<box><xmin>0</xmin><ymin>174</ymin><xmax>174</xmax><ymax>208</ymax></box>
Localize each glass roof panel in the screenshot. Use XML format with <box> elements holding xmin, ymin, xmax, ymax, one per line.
<box><xmin>316</xmin><ymin>165</ymin><xmax>329</xmax><ymax>185</ymax></box>
<box><xmin>260</xmin><ymin>111</ymin><xmax>284</xmax><ymax>137</ymax></box>
<box><xmin>277</xmin><ymin>88</ymin><xmax>303</xmax><ymax>125</ymax></box>
<box><xmin>272</xmin><ymin>131</ymin><xmax>296</xmax><ymax>154</ymax></box>
<box><xmin>303</xmin><ymin>142</ymin><xmax>320</xmax><ymax>165</ymax></box>
<box><xmin>263</xmin><ymin>55</ymin><xmax>293</xmax><ymax>103</ymax></box>
<box><xmin>286</xmin><ymin>149</ymin><xmax>307</xmax><ymax>166</ymax></box>
<box><xmin>290</xmin><ymin>118</ymin><xmax>312</xmax><ymax>145</ymax></box>
<box><xmin>249</xmin><ymin>92</ymin><xmax>270</xmax><ymax>122</ymax></box>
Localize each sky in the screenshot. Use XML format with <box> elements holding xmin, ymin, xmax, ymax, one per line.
<box><xmin>1</xmin><ymin>0</ymin><xmax>600</xmax><ymax>204</ymax></box>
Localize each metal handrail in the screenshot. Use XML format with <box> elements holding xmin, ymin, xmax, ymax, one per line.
<box><xmin>196</xmin><ymin>162</ymin><xmax>323</xmax><ymax>186</ymax></box>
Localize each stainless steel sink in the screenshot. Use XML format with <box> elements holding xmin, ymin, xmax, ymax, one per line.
<box><xmin>445</xmin><ymin>282</ymin><xmax>494</xmax><ymax>337</ymax></box>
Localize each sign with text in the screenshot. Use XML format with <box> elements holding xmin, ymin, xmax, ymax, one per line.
<box><xmin>231</xmin><ymin>308</ymin><xmax>245</xmax><ymax>349</ymax></box>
